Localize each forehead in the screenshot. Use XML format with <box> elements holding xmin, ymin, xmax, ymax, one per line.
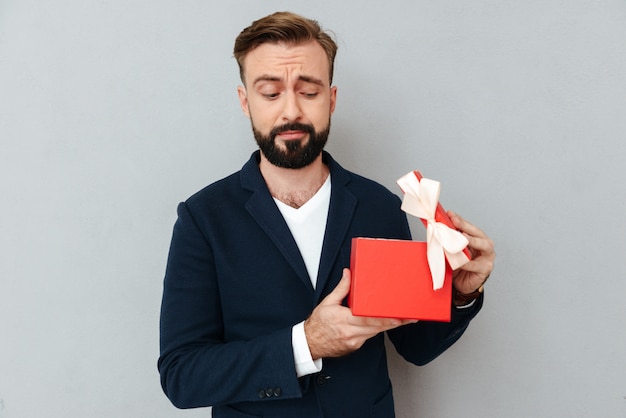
<box><xmin>242</xmin><ymin>41</ymin><xmax>330</xmax><ymax>86</ymax></box>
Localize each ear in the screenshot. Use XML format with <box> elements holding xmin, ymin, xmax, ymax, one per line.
<box><xmin>329</xmin><ymin>86</ymin><xmax>337</xmax><ymax>115</ymax></box>
<box><xmin>237</xmin><ymin>86</ymin><xmax>250</xmax><ymax>118</ymax></box>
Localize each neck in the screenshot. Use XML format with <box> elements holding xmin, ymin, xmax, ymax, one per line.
<box><xmin>259</xmin><ymin>153</ymin><xmax>329</xmax><ymax>209</ymax></box>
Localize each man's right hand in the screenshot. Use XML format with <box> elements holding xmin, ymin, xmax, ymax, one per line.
<box><xmin>304</xmin><ymin>268</ymin><xmax>418</xmax><ymax>360</ymax></box>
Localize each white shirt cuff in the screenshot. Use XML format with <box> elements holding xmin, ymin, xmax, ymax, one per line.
<box><xmin>292</xmin><ymin>321</ymin><xmax>323</xmax><ymax>378</ymax></box>
<box><xmin>455</xmin><ymin>299</ymin><xmax>477</xmax><ymax>309</ymax></box>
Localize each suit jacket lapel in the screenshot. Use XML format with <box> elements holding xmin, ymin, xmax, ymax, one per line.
<box><xmin>241</xmin><ymin>153</ymin><xmax>314</xmax><ymax>293</ymax></box>
<box><xmin>314</xmin><ymin>153</ymin><xmax>357</xmax><ymax>302</ymax></box>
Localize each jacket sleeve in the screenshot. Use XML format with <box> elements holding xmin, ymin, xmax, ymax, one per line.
<box><xmin>384</xmin><ymin>195</ymin><xmax>484</xmax><ymax>366</ymax></box>
<box><xmin>158</xmin><ymin>202</ymin><xmax>303</xmax><ymax>409</ymax></box>
<box><xmin>387</xmin><ymin>296</ymin><xmax>483</xmax><ymax>366</ymax></box>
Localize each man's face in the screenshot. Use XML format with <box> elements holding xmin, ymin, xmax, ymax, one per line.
<box><xmin>237</xmin><ymin>41</ymin><xmax>337</xmax><ymax>168</ymax></box>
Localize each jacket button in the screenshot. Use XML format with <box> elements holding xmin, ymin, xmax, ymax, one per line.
<box><xmin>259</xmin><ymin>387</ymin><xmax>282</xmax><ymax>398</ymax></box>
<box><xmin>317</xmin><ymin>374</ymin><xmax>331</xmax><ymax>386</ymax></box>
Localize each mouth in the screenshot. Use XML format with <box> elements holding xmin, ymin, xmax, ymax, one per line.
<box><xmin>276</xmin><ymin>130</ymin><xmax>307</xmax><ymax>141</ymax></box>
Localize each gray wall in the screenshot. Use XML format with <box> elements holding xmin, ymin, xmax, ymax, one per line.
<box><xmin>1</xmin><ymin>1</ymin><xmax>625</xmax><ymax>417</ymax></box>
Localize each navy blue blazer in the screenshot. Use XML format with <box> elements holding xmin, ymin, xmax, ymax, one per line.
<box><xmin>158</xmin><ymin>151</ymin><xmax>482</xmax><ymax>418</ymax></box>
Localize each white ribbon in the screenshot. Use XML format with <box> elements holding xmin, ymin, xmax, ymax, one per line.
<box><xmin>397</xmin><ymin>172</ymin><xmax>470</xmax><ymax>290</ymax></box>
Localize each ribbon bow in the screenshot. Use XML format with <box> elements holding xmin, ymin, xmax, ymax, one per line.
<box><xmin>396</xmin><ymin>172</ymin><xmax>470</xmax><ymax>290</ymax></box>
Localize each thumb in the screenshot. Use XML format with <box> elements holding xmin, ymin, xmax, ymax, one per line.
<box><xmin>322</xmin><ymin>268</ymin><xmax>351</xmax><ymax>306</ymax></box>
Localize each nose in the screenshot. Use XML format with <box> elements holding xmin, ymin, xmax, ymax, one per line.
<box><xmin>281</xmin><ymin>91</ymin><xmax>303</xmax><ymax>122</ymax></box>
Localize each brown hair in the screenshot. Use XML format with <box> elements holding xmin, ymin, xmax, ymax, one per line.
<box><xmin>233</xmin><ymin>11</ymin><xmax>338</xmax><ymax>84</ymax></box>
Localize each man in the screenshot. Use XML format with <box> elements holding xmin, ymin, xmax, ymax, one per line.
<box><xmin>159</xmin><ymin>11</ymin><xmax>495</xmax><ymax>418</ymax></box>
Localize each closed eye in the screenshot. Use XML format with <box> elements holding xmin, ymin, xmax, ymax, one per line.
<box><xmin>262</xmin><ymin>92</ymin><xmax>281</xmax><ymax>100</ymax></box>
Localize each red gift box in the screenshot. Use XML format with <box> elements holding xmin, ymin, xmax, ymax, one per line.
<box><xmin>349</xmin><ymin>237</ymin><xmax>453</xmax><ymax>321</ymax></box>
<box><xmin>411</xmin><ymin>171</ymin><xmax>471</xmax><ymax>255</ymax></box>
<box><xmin>348</xmin><ymin>171</ymin><xmax>471</xmax><ymax>322</ymax></box>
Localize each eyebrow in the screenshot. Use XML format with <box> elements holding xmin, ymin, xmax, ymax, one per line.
<box><xmin>252</xmin><ymin>75</ymin><xmax>281</xmax><ymax>86</ymax></box>
<box><xmin>252</xmin><ymin>74</ymin><xmax>325</xmax><ymax>87</ymax></box>
<box><xmin>298</xmin><ymin>75</ymin><xmax>325</xmax><ymax>87</ymax></box>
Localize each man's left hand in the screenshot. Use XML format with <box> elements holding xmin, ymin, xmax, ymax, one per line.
<box><xmin>448</xmin><ymin>211</ymin><xmax>495</xmax><ymax>295</ymax></box>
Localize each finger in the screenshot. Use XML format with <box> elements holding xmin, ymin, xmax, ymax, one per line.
<box><xmin>448</xmin><ymin>211</ymin><xmax>488</xmax><ymax>239</ymax></box>
<box><xmin>465</xmin><ymin>234</ymin><xmax>495</xmax><ymax>255</ymax></box>
<box><xmin>458</xmin><ymin>257</ymin><xmax>494</xmax><ymax>277</ymax></box>
<box><xmin>322</xmin><ymin>268</ymin><xmax>351</xmax><ymax>306</ymax></box>
<box><xmin>350</xmin><ymin>315</ymin><xmax>418</xmax><ymax>331</ymax></box>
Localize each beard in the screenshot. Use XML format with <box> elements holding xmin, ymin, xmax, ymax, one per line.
<box><xmin>252</xmin><ymin>120</ymin><xmax>330</xmax><ymax>169</ymax></box>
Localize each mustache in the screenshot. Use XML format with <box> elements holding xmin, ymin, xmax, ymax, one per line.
<box><xmin>269</xmin><ymin>122</ymin><xmax>315</xmax><ymax>139</ymax></box>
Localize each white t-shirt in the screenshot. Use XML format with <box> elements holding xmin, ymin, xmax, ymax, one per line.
<box><xmin>274</xmin><ymin>174</ymin><xmax>331</xmax><ymax>377</ymax></box>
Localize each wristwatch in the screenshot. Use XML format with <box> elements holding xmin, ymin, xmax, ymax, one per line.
<box><xmin>453</xmin><ymin>284</ymin><xmax>484</xmax><ymax>306</ymax></box>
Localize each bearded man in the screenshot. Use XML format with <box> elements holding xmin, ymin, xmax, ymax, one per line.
<box><xmin>158</xmin><ymin>11</ymin><xmax>495</xmax><ymax>418</ymax></box>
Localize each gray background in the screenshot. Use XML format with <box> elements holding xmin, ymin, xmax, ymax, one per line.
<box><xmin>1</xmin><ymin>1</ymin><xmax>625</xmax><ymax>417</ymax></box>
